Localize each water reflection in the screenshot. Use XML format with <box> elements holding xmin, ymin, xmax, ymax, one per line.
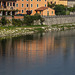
<box><xmin>0</xmin><ymin>30</ymin><xmax>75</xmax><ymax>75</ymax></box>
<box><xmin>0</xmin><ymin>31</ymin><xmax>75</xmax><ymax>60</ymax></box>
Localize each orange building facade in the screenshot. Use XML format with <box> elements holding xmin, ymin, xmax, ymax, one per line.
<box><xmin>0</xmin><ymin>0</ymin><xmax>17</xmax><ymax>16</ymax></box>
<box><xmin>35</xmin><ymin>7</ymin><xmax>55</xmax><ymax>16</ymax></box>
<box><xmin>0</xmin><ymin>0</ymin><xmax>55</xmax><ymax>16</ymax></box>
<box><xmin>15</xmin><ymin>0</ymin><xmax>55</xmax><ymax>16</ymax></box>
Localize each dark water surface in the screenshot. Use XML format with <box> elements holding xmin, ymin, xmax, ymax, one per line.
<box><xmin>0</xmin><ymin>30</ymin><xmax>75</xmax><ymax>75</ymax></box>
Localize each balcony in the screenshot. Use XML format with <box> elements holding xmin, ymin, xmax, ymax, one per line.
<box><xmin>0</xmin><ymin>0</ymin><xmax>17</xmax><ymax>1</ymax></box>
<box><xmin>0</xmin><ymin>6</ymin><xmax>17</xmax><ymax>11</ymax></box>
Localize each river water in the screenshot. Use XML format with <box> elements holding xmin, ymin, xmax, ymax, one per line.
<box><xmin>0</xmin><ymin>30</ymin><xmax>75</xmax><ymax>75</ymax></box>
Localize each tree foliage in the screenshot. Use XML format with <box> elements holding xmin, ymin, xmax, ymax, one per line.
<box><xmin>48</xmin><ymin>2</ymin><xmax>56</xmax><ymax>8</ymax></box>
<box><xmin>24</xmin><ymin>13</ymin><xmax>44</xmax><ymax>25</ymax></box>
<box><xmin>54</xmin><ymin>5</ymin><xmax>66</xmax><ymax>15</ymax></box>
<box><xmin>1</xmin><ymin>17</ymin><xmax>7</xmax><ymax>25</ymax></box>
<box><xmin>68</xmin><ymin>5</ymin><xmax>75</xmax><ymax>12</ymax></box>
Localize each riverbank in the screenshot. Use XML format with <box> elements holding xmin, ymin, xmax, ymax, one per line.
<box><xmin>0</xmin><ymin>25</ymin><xmax>49</xmax><ymax>39</ymax></box>
<box><xmin>0</xmin><ymin>23</ymin><xmax>75</xmax><ymax>39</ymax></box>
<box><xmin>50</xmin><ymin>23</ymin><xmax>75</xmax><ymax>31</ymax></box>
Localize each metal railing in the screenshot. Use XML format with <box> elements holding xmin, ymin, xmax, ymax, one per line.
<box><xmin>0</xmin><ymin>6</ymin><xmax>16</xmax><ymax>10</ymax></box>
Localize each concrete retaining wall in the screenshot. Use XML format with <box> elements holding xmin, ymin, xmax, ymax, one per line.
<box><xmin>42</xmin><ymin>15</ymin><xmax>75</xmax><ymax>25</ymax></box>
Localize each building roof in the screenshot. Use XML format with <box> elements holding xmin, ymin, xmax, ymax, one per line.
<box><xmin>35</xmin><ymin>7</ymin><xmax>54</xmax><ymax>11</ymax></box>
<box><xmin>35</xmin><ymin>7</ymin><xmax>49</xmax><ymax>11</ymax></box>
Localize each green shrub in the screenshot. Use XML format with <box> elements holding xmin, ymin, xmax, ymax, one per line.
<box><xmin>34</xmin><ymin>13</ymin><xmax>45</xmax><ymax>25</ymax></box>
<box><xmin>12</xmin><ymin>19</ymin><xmax>23</xmax><ymax>26</ymax></box>
<box><xmin>66</xmin><ymin>11</ymin><xmax>70</xmax><ymax>15</ymax></box>
<box><xmin>23</xmin><ymin>13</ymin><xmax>44</xmax><ymax>25</ymax></box>
<box><xmin>34</xmin><ymin>13</ymin><xmax>41</xmax><ymax>20</ymax></box>
<box><xmin>7</xmin><ymin>19</ymin><xmax>11</xmax><ymax>24</ymax></box>
<box><xmin>12</xmin><ymin>15</ymin><xmax>14</xmax><ymax>18</ymax></box>
<box><xmin>24</xmin><ymin>15</ymin><xmax>34</xmax><ymax>25</ymax></box>
<box><xmin>47</xmin><ymin>2</ymin><xmax>56</xmax><ymax>8</ymax></box>
<box><xmin>1</xmin><ymin>17</ymin><xmax>7</xmax><ymax>25</ymax></box>
<box><xmin>54</xmin><ymin>5</ymin><xmax>66</xmax><ymax>15</ymax></box>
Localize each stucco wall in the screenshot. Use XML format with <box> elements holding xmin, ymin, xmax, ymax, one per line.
<box><xmin>48</xmin><ymin>0</ymin><xmax>67</xmax><ymax>6</ymax></box>
<box><xmin>67</xmin><ymin>1</ymin><xmax>75</xmax><ymax>7</ymax></box>
<box><xmin>30</xmin><ymin>0</ymin><xmax>47</xmax><ymax>15</ymax></box>
<box><xmin>16</xmin><ymin>0</ymin><xmax>47</xmax><ymax>15</ymax></box>
<box><xmin>43</xmin><ymin>8</ymin><xmax>55</xmax><ymax>16</ymax></box>
<box><xmin>42</xmin><ymin>15</ymin><xmax>75</xmax><ymax>25</ymax></box>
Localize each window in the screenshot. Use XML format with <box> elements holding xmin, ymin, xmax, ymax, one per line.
<box><xmin>51</xmin><ymin>1</ymin><xmax>52</xmax><ymax>4</ymax></box>
<box><xmin>7</xmin><ymin>2</ymin><xmax>9</xmax><ymax>6</ymax></box>
<box><xmin>27</xmin><ymin>0</ymin><xmax>28</xmax><ymax>1</ymax></box>
<box><xmin>37</xmin><ymin>0</ymin><xmax>38</xmax><ymax>1</ymax></box>
<box><xmin>54</xmin><ymin>1</ymin><xmax>56</xmax><ymax>4</ymax></box>
<box><xmin>16</xmin><ymin>4</ymin><xmax>18</xmax><ymax>7</ymax></box>
<box><xmin>22</xmin><ymin>0</ymin><xmax>24</xmax><ymax>1</ymax></box>
<box><xmin>45</xmin><ymin>0</ymin><xmax>46</xmax><ymax>1</ymax></box>
<box><xmin>31</xmin><ymin>0</ymin><xmax>33</xmax><ymax>1</ymax></box>
<box><xmin>31</xmin><ymin>4</ymin><xmax>32</xmax><ymax>7</ymax></box>
<box><xmin>22</xmin><ymin>10</ymin><xmax>24</xmax><ymax>13</ymax></box>
<box><xmin>52</xmin><ymin>11</ymin><xmax>53</xmax><ymax>14</ymax></box>
<box><xmin>13</xmin><ymin>3</ymin><xmax>15</xmax><ymax>6</ymax></box>
<box><xmin>31</xmin><ymin>10</ymin><xmax>33</xmax><ymax>13</ymax></box>
<box><xmin>47</xmin><ymin>11</ymin><xmax>49</xmax><ymax>16</ymax></box>
<box><xmin>45</xmin><ymin>4</ymin><xmax>46</xmax><ymax>7</ymax></box>
<box><xmin>39</xmin><ymin>0</ymin><xmax>41</xmax><ymax>1</ymax></box>
<box><xmin>40</xmin><ymin>11</ymin><xmax>41</xmax><ymax>14</ymax></box>
<box><xmin>27</xmin><ymin>4</ymin><xmax>28</xmax><ymax>7</ymax></box>
<box><xmin>37</xmin><ymin>4</ymin><xmax>38</xmax><ymax>7</ymax></box>
<box><xmin>22</xmin><ymin>4</ymin><xmax>24</xmax><ymax>7</ymax></box>
<box><xmin>10</xmin><ymin>3</ymin><xmax>12</xmax><ymax>6</ymax></box>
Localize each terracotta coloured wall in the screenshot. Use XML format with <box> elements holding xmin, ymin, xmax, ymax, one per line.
<box><xmin>16</xmin><ymin>0</ymin><xmax>29</xmax><ymax>14</ymax></box>
<box><xmin>43</xmin><ymin>8</ymin><xmax>55</xmax><ymax>16</ymax></box>
<box><xmin>16</xmin><ymin>0</ymin><xmax>47</xmax><ymax>15</ymax></box>
<box><xmin>14</xmin><ymin>16</ymin><xmax>24</xmax><ymax>19</ymax></box>
<box><xmin>30</xmin><ymin>0</ymin><xmax>47</xmax><ymax>15</ymax></box>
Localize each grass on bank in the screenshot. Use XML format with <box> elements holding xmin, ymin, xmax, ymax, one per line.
<box><xmin>51</xmin><ymin>23</ymin><xmax>75</xmax><ymax>28</ymax></box>
<box><xmin>0</xmin><ymin>25</ymin><xmax>47</xmax><ymax>30</ymax></box>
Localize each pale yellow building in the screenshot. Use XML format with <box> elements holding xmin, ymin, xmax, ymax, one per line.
<box><xmin>48</xmin><ymin>0</ymin><xmax>68</xmax><ymax>6</ymax></box>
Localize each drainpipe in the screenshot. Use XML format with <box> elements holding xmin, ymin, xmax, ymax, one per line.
<box><xmin>28</xmin><ymin>0</ymin><xmax>30</xmax><ymax>10</ymax></box>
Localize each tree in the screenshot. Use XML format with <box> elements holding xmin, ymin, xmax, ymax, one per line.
<box><xmin>48</xmin><ymin>2</ymin><xmax>56</xmax><ymax>8</ymax></box>
<box><xmin>1</xmin><ymin>17</ymin><xmax>7</xmax><ymax>25</ymax></box>
<box><xmin>54</xmin><ymin>5</ymin><xmax>66</xmax><ymax>15</ymax></box>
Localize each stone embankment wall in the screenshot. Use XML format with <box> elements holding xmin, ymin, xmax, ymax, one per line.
<box><xmin>1</xmin><ymin>15</ymin><xmax>75</xmax><ymax>26</ymax></box>
<box><xmin>43</xmin><ymin>15</ymin><xmax>75</xmax><ymax>25</ymax></box>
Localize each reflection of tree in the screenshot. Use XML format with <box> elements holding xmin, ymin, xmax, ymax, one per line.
<box><xmin>0</xmin><ymin>39</ymin><xmax>6</xmax><ymax>56</ymax></box>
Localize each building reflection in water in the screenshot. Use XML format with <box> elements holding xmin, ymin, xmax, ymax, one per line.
<box><xmin>0</xmin><ymin>31</ymin><xmax>75</xmax><ymax>64</ymax></box>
